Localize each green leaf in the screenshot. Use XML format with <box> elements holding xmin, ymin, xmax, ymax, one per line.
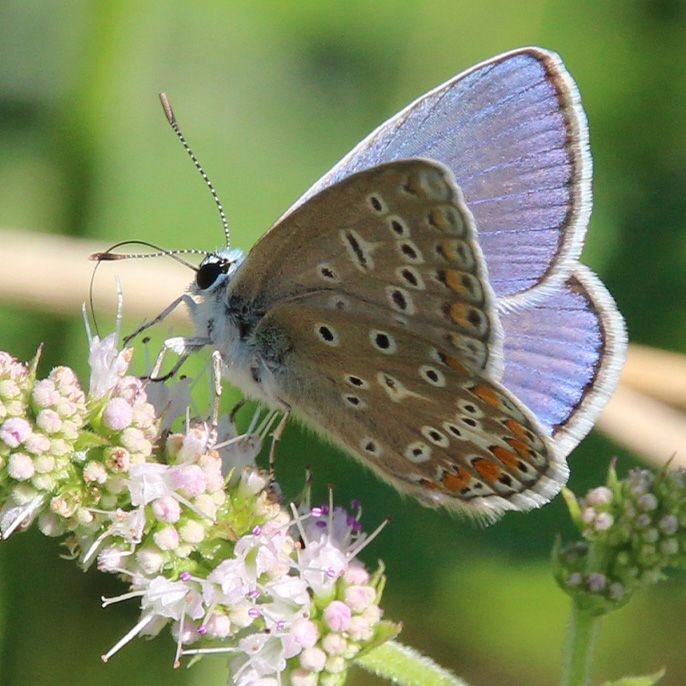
<box><xmin>601</xmin><ymin>668</ymin><xmax>666</xmax><ymax>686</ymax></box>
<box><xmin>356</xmin><ymin>639</ymin><xmax>470</xmax><ymax>686</ymax></box>
<box><xmin>562</xmin><ymin>487</ymin><xmax>582</xmax><ymax>527</ymax></box>
<box><xmin>355</xmin><ymin>620</ymin><xmax>402</xmax><ymax>659</ymax></box>
<box><xmin>73</xmin><ymin>431</ymin><xmax>109</xmax><ymax>450</ymax></box>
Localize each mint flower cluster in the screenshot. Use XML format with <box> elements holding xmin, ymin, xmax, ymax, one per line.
<box><xmin>0</xmin><ymin>335</ymin><xmax>398</xmax><ymax>685</ymax></box>
<box><xmin>554</xmin><ymin>463</ymin><xmax>686</xmax><ymax>615</ymax></box>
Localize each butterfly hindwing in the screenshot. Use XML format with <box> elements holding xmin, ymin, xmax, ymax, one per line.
<box><xmin>252</xmin><ymin>300</ymin><xmax>567</xmax><ymax>518</ymax></box>
<box><xmin>499</xmin><ymin>264</ymin><xmax>627</xmax><ymax>456</ymax></box>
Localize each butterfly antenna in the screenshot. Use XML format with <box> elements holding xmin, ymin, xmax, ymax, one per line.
<box><xmin>87</xmin><ymin>239</ymin><xmax>207</xmax><ymax>339</ymax></box>
<box><xmin>159</xmin><ymin>92</ymin><xmax>231</xmax><ymax>248</ymax></box>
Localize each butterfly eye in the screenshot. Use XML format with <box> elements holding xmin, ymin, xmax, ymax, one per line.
<box><xmin>196</xmin><ymin>261</ymin><xmax>227</xmax><ymax>290</ymax></box>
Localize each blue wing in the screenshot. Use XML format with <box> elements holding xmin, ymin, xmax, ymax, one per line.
<box><xmin>280</xmin><ymin>47</ymin><xmax>591</xmax><ymax>307</ymax></box>
<box><xmin>499</xmin><ymin>266</ymin><xmax>626</xmax><ymax>457</ymax></box>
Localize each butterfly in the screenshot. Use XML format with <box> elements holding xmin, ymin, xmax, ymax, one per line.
<box><xmin>138</xmin><ymin>47</ymin><xmax>627</xmax><ymax>519</ymax></box>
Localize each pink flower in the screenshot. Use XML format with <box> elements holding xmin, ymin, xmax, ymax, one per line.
<box><xmin>32</xmin><ymin>380</ymin><xmax>59</xmax><ymax>408</ymax></box>
<box><xmin>24</xmin><ymin>432</ymin><xmax>51</xmax><ymax>455</ymax></box>
<box><xmin>153</xmin><ymin>525</ymin><xmax>180</xmax><ymax>551</ymax></box>
<box><xmin>36</xmin><ymin>409</ymin><xmax>62</xmax><ymax>434</ymax></box>
<box><xmin>290</xmin><ymin>619</ymin><xmax>319</xmax><ymax>649</ymax></box>
<box><xmin>103</xmin><ymin>398</ymin><xmax>134</xmax><ymax>431</ymax></box>
<box><xmin>343</xmin><ymin>585</ymin><xmax>376</xmax><ymax>613</ymax></box>
<box><xmin>0</xmin><ymin>417</ymin><xmax>32</xmax><ymax>448</ymax></box>
<box><xmin>8</xmin><ymin>452</ymin><xmax>34</xmax><ymax>480</ymax></box>
<box><xmin>323</xmin><ymin>601</ymin><xmax>351</xmax><ymax>632</ymax></box>
<box><xmin>343</xmin><ymin>564</ymin><xmax>369</xmax><ymax>585</ymax></box>
<box><xmin>169</xmin><ymin>464</ymin><xmax>206</xmax><ymax>498</ymax></box>
<box><xmin>151</xmin><ymin>496</ymin><xmax>181</xmax><ymax>523</ymax></box>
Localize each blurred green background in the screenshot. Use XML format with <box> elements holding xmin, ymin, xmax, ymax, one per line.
<box><xmin>1</xmin><ymin>1</ymin><xmax>686</xmax><ymax>685</ymax></box>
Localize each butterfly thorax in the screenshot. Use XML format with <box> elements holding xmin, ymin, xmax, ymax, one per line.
<box><xmin>189</xmin><ymin>250</ymin><xmax>290</xmax><ymax>410</ymax></box>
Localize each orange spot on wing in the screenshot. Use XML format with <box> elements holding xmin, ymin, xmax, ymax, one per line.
<box><xmin>506</xmin><ymin>438</ymin><xmax>532</xmax><ymax>460</ymax></box>
<box><xmin>442</xmin><ymin>468</ymin><xmax>471</xmax><ymax>492</ymax></box>
<box><xmin>491</xmin><ymin>446</ymin><xmax>519</xmax><ymax>469</ymax></box>
<box><xmin>428</xmin><ymin>208</ymin><xmax>449</xmax><ymax>231</ymax></box>
<box><xmin>471</xmin><ymin>457</ymin><xmax>501</xmax><ymax>482</ymax></box>
<box><xmin>471</xmin><ymin>385</ymin><xmax>501</xmax><ymax>408</ymax></box>
<box><xmin>505</xmin><ymin>419</ymin><xmax>530</xmax><ymax>442</ymax></box>
<box><xmin>419</xmin><ymin>478</ymin><xmax>440</xmax><ymax>491</ymax></box>
<box><xmin>439</xmin><ymin>352</ymin><xmax>466</xmax><ymax>373</ymax></box>
<box><xmin>437</xmin><ymin>239</ymin><xmax>458</xmax><ymax>260</ymax></box>
<box><xmin>449</xmin><ymin>302</ymin><xmax>470</xmax><ymax>327</ymax></box>
<box><xmin>444</xmin><ymin>269</ymin><xmax>465</xmax><ymax>292</ymax></box>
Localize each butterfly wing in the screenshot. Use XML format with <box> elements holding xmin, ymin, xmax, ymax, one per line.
<box><xmin>499</xmin><ymin>265</ymin><xmax>627</xmax><ymax>456</ymax></box>
<box><xmin>230</xmin><ymin>159</ymin><xmax>505</xmax><ymax>379</ymax></box>
<box><xmin>277</xmin><ymin>47</ymin><xmax>590</xmax><ymax>307</ymax></box>
<box><xmin>251</xmin><ymin>297</ymin><xmax>567</xmax><ymax>519</ymax></box>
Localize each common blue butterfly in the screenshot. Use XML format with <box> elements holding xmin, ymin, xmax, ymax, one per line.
<box><xmin>111</xmin><ymin>47</ymin><xmax>627</xmax><ymax>519</ymax></box>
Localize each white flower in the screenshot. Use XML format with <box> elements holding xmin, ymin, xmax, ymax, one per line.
<box><xmin>136</xmin><ymin>547</ymin><xmax>165</xmax><ymax>575</ymax></box>
<box><xmin>297</xmin><ymin>539</ymin><xmax>348</xmax><ymax>598</ymax></box>
<box><xmin>233</xmin><ymin>634</ymin><xmax>287</xmax><ymax>681</ymax></box>
<box><xmin>141</xmin><ymin>576</ymin><xmax>204</xmax><ymax>620</ymax></box>
<box><xmin>179</xmin><ymin>520</ymin><xmax>205</xmax><ymax>544</ymax></box>
<box><xmin>265</xmin><ymin>576</ymin><xmax>310</xmax><ymax>607</ymax></box>
<box><xmin>128</xmin><ymin>463</ymin><xmax>173</xmax><ymax>506</ymax></box>
<box><xmin>206</xmin><ymin>558</ymin><xmax>252</xmax><ymax>606</ymax></box>
<box><xmin>88</xmin><ymin>333</ymin><xmax>132</xmax><ymax>399</ymax></box>
<box><xmin>299</xmin><ymin>646</ymin><xmax>326</xmax><ymax>672</ymax></box>
<box><xmin>98</xmin><ymin>547</ymin><xmax>130</xmax><ymax>572</ymax></box>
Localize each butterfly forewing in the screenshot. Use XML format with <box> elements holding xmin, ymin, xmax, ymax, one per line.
<box><xmin>231</xmin><ymin>160</ymin><xmax>504</xmax><ymax>378</ymax></box>
<box><xmin>252</xmin><ymin>300</ymin><xmax>567</xmax><ymax>517</ymax></box>
<box><xmin>278</xmin><ymin>48</ymin><xmax>590</xmax><ymax>307</ymax></box>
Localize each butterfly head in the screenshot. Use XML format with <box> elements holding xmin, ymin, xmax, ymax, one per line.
<box><xmin>193</xmin><ymin>248</ymin><xmax>245</xmax><ymax>294</ymax></box>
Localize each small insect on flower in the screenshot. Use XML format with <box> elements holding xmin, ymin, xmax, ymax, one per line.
<box><xmin>93</xmin><ymin>48</ymin><xmax>626</xmax><ymax>520</ymax></box>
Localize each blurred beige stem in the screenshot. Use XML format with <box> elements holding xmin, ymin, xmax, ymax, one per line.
<box><xmin>0</xmin><ymin>228</ymin><xmax>191</xmax><ymax>324</ymax></box>
<box><xmin>597</xmin><ymin>386</ymin><xmax>686</xmax><ymax>470</ymax></box>
<box><xmin>621</xmin><ymin>344</ymin><xmax>686</xmax><ymax>411</ymax></box>
<box><xmin>1</xmin><ymin>228</ymin><xmax>685</xmax><ymax>469</ymax></box>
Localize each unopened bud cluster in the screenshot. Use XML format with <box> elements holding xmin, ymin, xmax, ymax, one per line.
<box><xmin>555</xmin><ymin>464</ymin><xmax>686</xmax><ymax>614</ymax></box>
<box><xmin>0</xmin><ymin>336</ymin><xmax>398</xmax><ymax>684</ymax></box>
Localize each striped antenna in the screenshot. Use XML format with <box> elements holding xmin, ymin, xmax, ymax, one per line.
<box><xmin>88</xmin><ymin>239</ymin><xmax>209</xmax><ymax>337</ymax></box>
<box><xmin>89</xmin><ymin>240</ymin><xmax>210</xmax><ymax>268</ymax></box>
<box><xmin>159</xmin><ymin>92</ymin><xmax>231</xmax><ymax>247</ymax></box>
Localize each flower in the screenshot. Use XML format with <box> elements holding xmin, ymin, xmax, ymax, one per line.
<box><xmin>555</xmin><ymin>463</ymin><xmax>686</xmax><ymax>614</ymax></box>
<box><xmin>0</xmin><ymin>324</ymin><xmax>398</xmax><ymax>684</ymax></box>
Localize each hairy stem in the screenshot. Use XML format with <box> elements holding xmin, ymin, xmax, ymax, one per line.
<box><xmin>561</xmin><ymin>604</ymin><xmax>600</xmax><ymax>686</ymax></box>
<box><xmin>356</xmin><ymin>639</ymin><xmax>470</xmax><ymax>686</ymax></box>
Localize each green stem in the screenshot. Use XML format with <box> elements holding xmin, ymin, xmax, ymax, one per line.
<box><xmin>356</xmin><ymin>640</ymin><xmax>471</xmax><ymax>686</ymax></box>
<box><xmin>561</xmin><ymin>604</ymin><xmax>601</xmax><ymax>686</ymax></box>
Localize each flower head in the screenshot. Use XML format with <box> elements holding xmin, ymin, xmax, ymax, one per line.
<box><xmin>0</xmin><ymin>321</ymin><xmax>397</xmax><ymax>684</ymax></box>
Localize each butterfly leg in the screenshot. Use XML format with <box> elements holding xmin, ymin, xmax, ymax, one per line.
<box><xmin>123</xmin><ymin>294</ymin><xmax>197</xmax><ymax>347</ymax></box>
<box><xmin>229</xmin><ymin>398</ymin><xmax>247</xmax><ymax>424</ymax></box>
<box><xmin>145</xmin><ymin>335</ymin><xmax>210</xmax><ymax>382</ymax></box>
<box><xmin>210</xmin><ymin>350</ymin><xmax>224</xmax><ymax>427</ymax></box>
<box><xmin>268</xmin><ymin>411</ymin><xmax>291</xmax><ymax>478</ymax></box>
